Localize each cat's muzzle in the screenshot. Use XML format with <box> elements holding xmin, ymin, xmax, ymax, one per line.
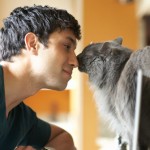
<box><xmin>77</xmin><ymin>54</ymin><xmax>88</xmax><ymax>73</ymax></box>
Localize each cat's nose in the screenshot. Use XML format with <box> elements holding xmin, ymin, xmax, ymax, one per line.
<box><xmin>77</xmin><ymin>54</ymin><xmax>84</xmax><ymax>71</ymax></box>
<box><xmin>77</xmin><ymin>54</ymin><xmax>82</xmax><ymax>65</ymax></box>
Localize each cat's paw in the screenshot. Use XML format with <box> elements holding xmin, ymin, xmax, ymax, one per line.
<box><xmin>115</xmin><ymin>141</ymin><xmax>128</xmax><ymax>150</ymax></box>
<box><xmin>120</xmin><ymin>142</ymin><xmax>127</xmax><ymax>150</ymax></box>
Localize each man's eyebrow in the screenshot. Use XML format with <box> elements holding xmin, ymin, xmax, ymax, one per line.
<box><xmin>66</xmin><ymin>36</ymin><xmax>77</xmax><ymax>45</ymax></box>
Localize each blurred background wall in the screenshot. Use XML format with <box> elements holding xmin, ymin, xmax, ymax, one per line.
<box><xmin>0</xmin><ymin>0</ymin><xmax>148</xmax><ymax>150</ymax></box>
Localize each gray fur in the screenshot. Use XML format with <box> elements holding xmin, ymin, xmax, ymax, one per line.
<box><xmin>77</xmin><ymin>37</ymin><xmax>150</xmax><ymax>150</ymax></box>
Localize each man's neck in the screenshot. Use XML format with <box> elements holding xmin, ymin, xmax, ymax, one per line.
<box><xmin>1</xmin><ymin>61</ymin><xmax>40</xmax><ymax>117</ymax></box>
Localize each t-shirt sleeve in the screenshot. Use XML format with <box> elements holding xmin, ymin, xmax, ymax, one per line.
<box><xmin>19</xmin><ymin>118</ymin><xmax>51</xmax><ymax>148</ymax></box>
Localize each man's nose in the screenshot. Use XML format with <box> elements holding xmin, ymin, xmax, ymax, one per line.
<box><xmin>69</xmin><ymin>51</ymin><xmax>79</xmax><ymax>68</ymax></box>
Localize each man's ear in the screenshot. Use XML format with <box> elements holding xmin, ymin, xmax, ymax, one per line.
<box><xmin>24</xmin><ymin>32</ymin><xmax>38</xmax><ymax>55</ymax></box>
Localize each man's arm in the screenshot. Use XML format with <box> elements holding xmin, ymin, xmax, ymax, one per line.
<box><xmin>45</xmin><ymin>124</ymin><xmax>76</xmax><ymax>150</ymax></box>
<box><xmin>16</xmin><ymin>124</ymin><xmax>76</xmax><ymax>150</ymax></box>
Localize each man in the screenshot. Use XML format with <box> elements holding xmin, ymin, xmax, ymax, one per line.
<box><xmin>0</xmin><ymin>5</ymin><xmax>81</xmax><ymax>149</ymax></box>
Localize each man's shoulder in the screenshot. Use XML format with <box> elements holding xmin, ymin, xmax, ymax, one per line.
<box><xmin>12</xmin><ymin>102</ymin><xmax>36</xmax><ymax>119</ymax></box>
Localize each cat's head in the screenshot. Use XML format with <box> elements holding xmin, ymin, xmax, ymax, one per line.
<box><xmin>77</xmin><ymin>37</ymin><xmax>132</xmax><ymax>88</ymax></box>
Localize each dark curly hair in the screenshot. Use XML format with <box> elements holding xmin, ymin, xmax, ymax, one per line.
<box><xmin>0</xmin><ymin>5</ymin><xmax>81</xmax><ymax>61</ymax></box>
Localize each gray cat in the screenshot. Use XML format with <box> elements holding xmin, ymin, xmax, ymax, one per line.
<box><xmin>77</xmin><ymin>37</ymin><xmax>150</xmax><ymax>150</ymax></box>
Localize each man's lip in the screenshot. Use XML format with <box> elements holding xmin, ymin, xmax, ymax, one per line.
<box><xmin>63</xmin><ymin>69</ymin><xmax>72</xmax><ymax>76</ymax></box>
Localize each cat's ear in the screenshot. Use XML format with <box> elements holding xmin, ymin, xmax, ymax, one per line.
<box><xmin>100</xmin><ymin>42</ymin><xmax>109</xmax><ymax>51</ymax></box>
<box><xmin>113</xmin><ymin>37</ymin><xmax>123</xmax><ymax>45</ymax></box>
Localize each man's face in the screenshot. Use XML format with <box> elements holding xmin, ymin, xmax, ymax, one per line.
<box><xmin>34</xmin><ymin>29</ymin><xmax>78</xmax><ymax>90</ymax></box>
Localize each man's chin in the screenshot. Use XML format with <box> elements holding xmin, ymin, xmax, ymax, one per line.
<box><xmin>44</xmin><ymin>80</ymin><xmax>68</xmax><ymax>91</ymax></box>
<box><xmin>53</xmin><ymin>83</ymin><xmax>67</xmax><ymax>91</ymax></box>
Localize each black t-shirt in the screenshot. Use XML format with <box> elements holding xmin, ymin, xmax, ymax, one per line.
<box><xmin>0</xmin><ymin>65</ymin><xmax>51</xmax><ymax>149</ymax></box>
